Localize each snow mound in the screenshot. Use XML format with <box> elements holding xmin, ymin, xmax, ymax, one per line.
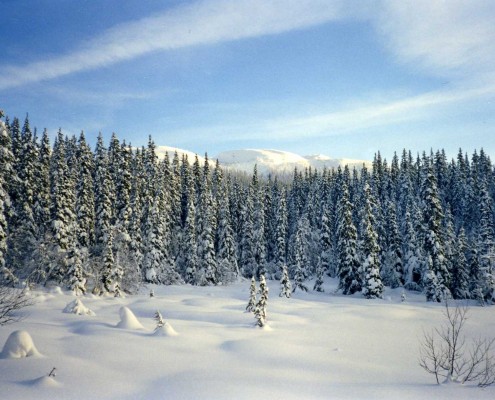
<box><xmin>50</xmin><ymin>286</ymin><xmax>64</xmax><ymax>295</ymax></box>
<box><xmin>25</xmin><ymin>375</ymin><xmax>61</xmax><ymax>388</ymax></box>
<box><xmin>153</xmin><ymin>322</ymin><xmax>178</xmax><ymax>337</ymax></box>
<box><xmin>0</xmin><ymin>330</ymin><xmax>42</xmax><ymax>359</ymax></box>
<box><xmin>116</xmin><ymin>306</ymin><xmax>145</xmax><ymax>330</ymax></box>
<box><xmin>63</xmin><ymin>298</ymin><xmax>95</xmax><ymax>316</ymax></box>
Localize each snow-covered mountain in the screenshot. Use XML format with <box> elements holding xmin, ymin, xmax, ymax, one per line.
<box><xmin>155</xmin><ymin>146</ymin><xmax>213</xmax><ymax>166</ymax></box>
<box><xmin>216</xmin><ymin>149</ymin><xmax>370</xmax><ymax>175</ymax></box>
<box><xmin>155</xmin><ymin>146</ymin><xmax>370</xmax><ymax>175</ymax></box>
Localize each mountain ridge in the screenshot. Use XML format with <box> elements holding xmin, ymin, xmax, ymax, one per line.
<box><xmin>155</xmin><ymin>146</ymin><xmax>371</xmax><ymax>175</ymax></box>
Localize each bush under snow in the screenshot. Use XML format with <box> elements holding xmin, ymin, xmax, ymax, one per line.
<box><xmin>63</xmin><ymin>298</ymin><xmax>95</xmax><ymax>316</ymax></box>
<box><xmin>0</xmin><ymin>330</ymin><xmax>42</xmax><ymax>359</ymax></box>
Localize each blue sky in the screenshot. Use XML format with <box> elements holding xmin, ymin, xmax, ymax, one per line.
<box><xmin>1</xmin><ymin>0</ymin><xmax>495</xmax><ymax>161</ymax></box>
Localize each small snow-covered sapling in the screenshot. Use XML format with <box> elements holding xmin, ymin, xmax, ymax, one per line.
<box><xmin>401</xmin><ymin>292</ymin><xmax>406</xmax><ymax>302</ymax></box>
<box><xmin>154</xmin><ymin>310</ymin><xmax>165</xmax><ymax>329</ymax></box>
<box><xmin>150</xmin><ymin>289</ymin><xmax>154</xmax><ymax>298</ymax></box>
<box><xmin>246</xmin><ymin>277</ymin><xmax>257</xmax><ymax>312</ymax></box>
<box><xmin>279</xmin><ymin>265</ymin><xmax>292</xmax><ymax>298</ymax></box>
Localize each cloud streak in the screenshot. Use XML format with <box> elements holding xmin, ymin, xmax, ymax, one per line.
<box><xmin>170</xmin><ymin>82</ymin><xmax>495</xmax><ymax>144</ymax></box>
<box><xmin>0</xmin><ymin>0</ymin><xmax>347</xmax><ymax>90</ymax></box>
<box><xmin>373</xmin><ymin>0</ymin><xmax>495</xmax><ymax>78</ymax></box>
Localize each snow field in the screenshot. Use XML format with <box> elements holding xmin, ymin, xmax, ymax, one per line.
<box><xmin>0</xmin><ymin>279</ymin><xmax>494</xmax><ymax>399</ymax></box>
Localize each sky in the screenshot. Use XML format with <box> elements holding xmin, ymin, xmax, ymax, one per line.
<box><xmin>1</xmin><ymin>0</ymin><xmax>495</xmax><ymax>161</ymax></box>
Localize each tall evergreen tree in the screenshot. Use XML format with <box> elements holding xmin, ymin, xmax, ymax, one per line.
<box><xmin>421</xmin><ymin>160</ymin><xmax>449</xmax><ymax>300</ymax></box>
<box><xmin>336</xmin><ymin>182</ymin><xmax>361</xmax><ymax>295</ymax></box>
<box><xmin>360</xmin><ymin>183</ymin><xmax>383</xmax><ymax>299</ymax></box>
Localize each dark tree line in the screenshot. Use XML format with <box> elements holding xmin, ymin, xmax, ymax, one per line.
<box><xmin>0</xmin><ymin>113</ymin><xmax>494</xmax><ymax>303</ymax></box>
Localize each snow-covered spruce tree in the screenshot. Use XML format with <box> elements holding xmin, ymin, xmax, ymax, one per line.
<box><xmin>382</xmin><ymin>200</ymin><xmax>403</xmax><ymax>288</ymax></box>
<box><xmin>75</xmin><ymin>131</ymin><xmax>95</xmax><ymax>250</ymax></box>
<box><xmin>291</xmin><ymin>214</ymin><xmax>309</xmax><ymax>293</ymax></box>
<box><xmin>142</xmin><ymin>193</ymin><xmax>164</xmax><ymax>284</ymax></box>
<box><xmin>274</xmin><ymin>187</ymin><xmax>288</xmax><ymax>271</ymax></box>
<box><xmin>314</xmin><ymin>204</ymin><xmax>332</xmax><ymax>292</ymax></box>
<box><xmin>47</xmin><ymin>129</ymin><xmax>77</xmax><ymax>283</ymax></box>
<box><xmin>66</xmin><ymin>241</ymin><xmax>86</xmax><ymax>295</ymax></box>
<box><xmin>156</xmin><ymin>173</ymin><xmax>181</xmax><ymax>285</ymax></box>
<box><xmin>279</xmin><ymin>265</ymin><xmax>292</xmax><ymax>298</ymax></box>
<box><xmin>8</xmin><ymin>116</ymin><xmax>38</xmax><ymax>277</ymax></box>
<box><xmin>336</xmin><ymin>181</ymin><xmax>361</xmax><ymax>295</ymax></box>
<box><xmin>254</xmin><ymin>274</ymin><xmax>269</xmax><ymax>327</ymax></box>
<box><xmin>154</xmin><ymin>310</ymin><xmax>165</xmax><ymax>329</ymax></box>
<box><xmin>33</xmin><ymin>128</ymin><xmax>51</xmax><ymax>240</ymax></box>
<box><xmin>215</xmin><ymin>173</ymin><xmax>239</xmax><ymax>284</ymax></box>
<box><xmin>127</xmin><ymin>147</ymin><xmax>144</xmax><ymax>283</ymax></box>
<box><xmin>251</xmin><ymin>167</ymin><xmax>267</xmax><ymax>279</ymax></box>
<box><xmin>246</xmin><ymin>276</ymin><xmax>257</xmax><ymax>312</ymax></box>
<box><xmin>169</xmin><ymin>151</ymin><xmax>183</xmax><ymax>261</ymax></box>
<box><xmin>450</xmin><ymin>228</ymin><xmax>471</xmax><ymax>299</ymax></box>
<box><xmin>360</xmin><ymin>183</ymin><xmax>383</xmax><ymax>299</ymax></box>
<box><xmin>476</xmin><ymin>179</ymin><xmax>495</xmax><ymax>304</ymax></box>
<box><xmin>240</xmin><ymin>186</ymin><xmax>256</xmax><ymax>278</ymax></box>
<box><xmin>0</xmin><ymin>112</ymin><xmax>11</xmax><ymax>275</ymax></box>
<box><xmin>196</xmin><ymin>182</ymin><xmax>217</xmax><ymax>285</ymax></box>
<box><xmin>112</xmin><ymin>142</ymin><xmax>134</xmax><ymax>292</ymax></box>
<box><xmin>93</xmin><ymin>134</ymin><xmax>113</xmax><ymax>292</ymax></box>
<box><xmin>424</xmin><ymin>256</ymin><xmax>444</xmax><ymax>302</ymax></box>
<box><xmin>421</xmin><ymin>160</ymin><xmax>450</xmax><ymax>301</ymax></box>
<box><xmin>180</xmin><ymin>182</ymin><xmax>198</xmax><ymax>284</ymax></box>
<box><xmin>402</xmin><ymin>197</ymin><xmax>423</xmax><ymax>291</ymax></box>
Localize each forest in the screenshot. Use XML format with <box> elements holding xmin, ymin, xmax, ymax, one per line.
<box><xmin>1</xmin><ymin>112</ymin><xmax>494</xmax><ymax>304</ymax></box>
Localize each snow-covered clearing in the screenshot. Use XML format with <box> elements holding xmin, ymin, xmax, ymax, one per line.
<box><xmin>1</xmin><ymin>279</ymin><xmax>494</xmax><ymax>400</ymax></box>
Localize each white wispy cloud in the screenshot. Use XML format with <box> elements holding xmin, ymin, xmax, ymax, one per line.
<box><xmin>0</xmin><ymin>0</ymin><xmax>347</xmax><ymax>90</ymax></box>
<box><xmin>373</xmin><ymin>0</ymin><xmax>495</xmax><ymax>79</ymax></box>
<box><xmin>170</xmin><ymin>82</ymin><xmax>495</xmax><ymax>144</ymax></box>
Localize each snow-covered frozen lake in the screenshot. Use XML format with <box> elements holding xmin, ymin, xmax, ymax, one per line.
<box><xmin>1</xmin><ymin>279</ymin><xmax>494</xmax><ymax>399</ymax></box>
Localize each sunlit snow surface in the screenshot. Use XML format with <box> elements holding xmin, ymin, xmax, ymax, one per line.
<box><xmin>1</xmin><ymin>279</ymin><xmax>494</xmax><ymax>400</ymax></box>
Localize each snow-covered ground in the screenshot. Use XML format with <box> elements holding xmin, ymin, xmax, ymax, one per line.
<box><xmin>1</xmin><ymin>279</ymin><xmax>494</xmax><ymax>400</ymax></box>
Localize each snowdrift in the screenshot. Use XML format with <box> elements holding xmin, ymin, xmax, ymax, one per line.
<box><xmin>0</xmin><ymin>330</ymin><xmax>42</xmax><ymax>359</ymax></box>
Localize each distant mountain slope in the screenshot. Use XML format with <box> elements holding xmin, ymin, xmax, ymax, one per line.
<box><xmin>155</xmin><ymin>146</ymin><xmax>370</xmax><ymax>175</ymax></box>
<box><xmin>216</xmin><ymin>149</ymin><xmax>370</xmax><ymax>175</ymax></box>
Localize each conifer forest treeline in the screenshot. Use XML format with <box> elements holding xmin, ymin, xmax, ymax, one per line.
<box><xmin>1</xmin><ymin>113</ymin><xmax>494</xmax><ymax>304</ymax></box>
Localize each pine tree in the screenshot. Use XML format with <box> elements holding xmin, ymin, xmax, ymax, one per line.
<box><xmin>240</xmin><ymin>186</ymin><xmax>256</xmax><ymax>278</ymax></box>
<box><xmin>279</xmin><ymin>265</ymin><xmax>292</xmax><ymax>298</ymax></box>
<box><xmin>383</xmin><ymin>200</ymin><xmax>403</xmax><ymax>288</ymax></box>
<box><xmin>336</xmin><ymin>182</ymin><xmax>361</xmax><ymax>295</ymax></box>
<box><xmin>402</xmin><ymin>199</ymin><xmax>423</xmax><ymax>291</ymax></box>
<box><xmin>47</xmin><ymin>130</ymin><xmax>76</xmax><ymax>283</ymax></box>
<box><xmin>314</xmin><ymin>204</ymin><xmax>332</xmax><ymax>291</ymax></box>
<box><xmin>246</xmin><ymin>276</ymin><xmax>257</xmax><ymax>312</ymax></box>
<box><xmin>196</xmin><ymin>183</ymin><xmax>217</xmax><ymax>285</ymax></box>
<box><xmin>360</xmin><ymin>183</ymin><xmax>383</xmax><ymax>299</ymax></box>
<box><xmin>101</xmin><ymin>228</ymin><xmax>118</xmax><ymax>295</ymax></box>
<box><xmin>421</xmin><ymin>160</ymin><xmax>450</xmax><ymax>300</ymax></box>
<box><xmin>75</xmin><ymin>131</ymin><xmax>95</xmax><ymax>249</ymax></box>
<box><xmin>424</xmin><ymin>256</ymin><xmax>443</xmax><ymax>302</ymax></box>
<box><xmin>291</xmin><ymin>215</ymin><xmax>309</xmax><ymax>293</ymax></box>
<box><xmin>0</xmin><ymin>112</ymin><xmax>11</xmax><ymax>274</ymax></box>
<box><xmin>215</xmin><ymin>175</ymin><xmax>238</xmax><ymax>284</ymax></box>
<box><xmin>93</xmin><ymin>134</ymin><xmax>112</xmax><ymax>257</ymax></box>
<box><xmin>33</xmin><ymin>129</ymin><xmax>51</xmax><ymax>240</ymax></box>
<box><xmin>154</xmin><ymin>310</ymin><xmax>165</xmax><ymax>329</ymax></box>
<box><xmin>254</xmin><ymin>274</ymin><xmax>269</xmax><ymax>327</ymax></box>
<box><xmin>476</xmin><ymin>180</ymin><xmax>495</xmax><ymax>303</ymax></box>
<box><xmin>274</xmin><ymin>187</ymin><xmax>288</xmax><ymax>269</ymax></box>
<box><xmin>66</xmin><ymin>241</ymin><xmax>86</xmax><ymax>295</ymax></box>
<box><xmin>450</xmin><ymin>228</ymin><xmax>471</xmax><ymax>299</ymax></box>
